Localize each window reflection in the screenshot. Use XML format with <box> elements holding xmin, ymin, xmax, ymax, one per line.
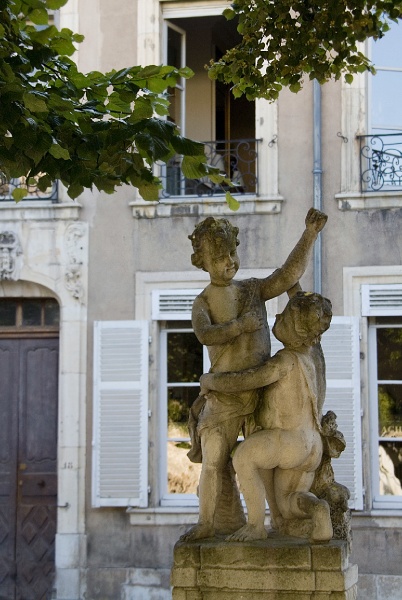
<box><xmin>0</xmin><ymin>300</ymin><xmax>17</xmax><ymax>326</ymax></box>
<box><xmin>22</xmin><ymin>300</ymin><xmax>42</xmax><ymax>326</ymax></box>
<box><xmin>167</xmin><ymin>331</ymin><xmax>203</xmax><ymax>382</ymax></box>
<box><xmin>377</xmin><ymin>327</ymin><xmax>402</xmax><ymax>380</ymax></box>
<box><xmin>379</xmin><ymin>441</ymin><xmax>402</xmax><ymax>495</ymax></box>
<box><xmin>378</xmin><ymin>384</ymin><xmax>402</xmax><ymax>437</ymax></box>
<box><xmin>165</xmin><ymin>328</ymin><xmax>204</xmax><ymax>495</ymax></box>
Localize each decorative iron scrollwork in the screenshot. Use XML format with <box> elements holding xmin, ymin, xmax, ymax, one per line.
<box><xmin>159</xmin><ymin>138</ymin><xmax>261</xmax><ymax>199</ymax></box>
<box><xmin>358</xmin><ymin>134</ymin><xmax>402</xmax><ymax>192</ymax></box>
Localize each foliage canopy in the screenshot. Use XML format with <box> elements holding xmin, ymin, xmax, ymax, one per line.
<box><xmin>0</xmin><ymin>0</ymin><xmax>230</xmax><ymax>203</ymax></box>
<box><xmin>209</xmin><ymin>0</ymin><xmax>402</xmax><ymax>101</ymax></box>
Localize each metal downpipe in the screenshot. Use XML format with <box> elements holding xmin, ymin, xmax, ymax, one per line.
<box><xmin>313</xmin><ymin>79</ymin><xmax>323</xmax><ymax>294</ymax></box>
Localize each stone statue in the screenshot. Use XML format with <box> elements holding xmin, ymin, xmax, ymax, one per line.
<box><xmin>311</xmin><ymin>410</ymin><xmax>352</xmax><ymax>550</ymax></box>
<box><xmin>199</xmin><ymin>289</ymin><xmax>335</xmax><ymax>543</ymax></box>
<box><xmin>181</xmin><ymin>209</ymin><xmax>327</xmax><ymax>542</ymax></box>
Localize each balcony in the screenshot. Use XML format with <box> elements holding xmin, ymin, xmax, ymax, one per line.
<box><xmin>358</xmin><ymin>134</ymin><xmax>402</xmax><ymax>192</ymax></box>
<box><xmin>160</xmin><ymin>138</ymin><xmax>261</xmax><ymax>199</ymax></box>
<box><xmin>0</xmin><ymin>173</ymin><xmax>58</xmax><ymax>202</ymax></box>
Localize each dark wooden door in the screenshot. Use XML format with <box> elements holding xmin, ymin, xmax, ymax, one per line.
<box><xmin>0</xmin><ymin>338</ymin><xmax>58</xmax><ymax>600</ymax></box>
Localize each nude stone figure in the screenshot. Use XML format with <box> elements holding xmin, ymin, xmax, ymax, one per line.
<box><xmin>200</xmin><ymin>290</ymin><xmax>334</xmax><ymax>543</ymax></box>
<box><xmin>181</xmin><ymin>209</ymin><xmax>327</xmax><ymax>542</ymax></box>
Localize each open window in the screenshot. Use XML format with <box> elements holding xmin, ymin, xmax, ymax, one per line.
<box><xmin>161</xmin><ymin>13</ymin><xmax>258</xmax><ymax>199</ymax></box>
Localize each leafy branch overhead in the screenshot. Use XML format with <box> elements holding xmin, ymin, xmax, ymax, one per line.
<box><xmin>209</xmin><ymin>0</ymin><xmax>402</xmax><ymax>101</ymax></box>
<box><xmin>0</xmin><ymin>0</ymin><xmax>225</xmax><ymax>202</ymax></box>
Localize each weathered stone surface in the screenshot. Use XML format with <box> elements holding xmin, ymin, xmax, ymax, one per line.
<box><xmin>311</xmin><ymin>541</ymin><xmax>348</xmax><ymax>571</ymax></box>
<box><xmin>171</xmin><ymin>538</ymin><xmax>358</xmax><ymax>600</ymax></box>
<box><xmin>199</xmin><ymin>537</ymin><xmax>311</xmax><ymax>570</ymax></box>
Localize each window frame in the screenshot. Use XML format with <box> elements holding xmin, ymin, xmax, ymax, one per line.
<box><xmin>159</xmin><ymin>323</ymin><xmax>209</xmax><ymax>507</ymax></box>
<box><xmin>336</xmin><ymin>27</ymin><xmax>402</xmax><ymax>209</ymax></box>
<box><xmin>368</xmin><ymin>319</ymin><xmax>402</xmax><ymax>509</ymax></box>
<box><xmin>131</xmin><ymin>0</ymin><xmax>283</xmax><ymax>216</ymax></box>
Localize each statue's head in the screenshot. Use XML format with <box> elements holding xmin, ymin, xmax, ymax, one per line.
<box><xmin>273</xmin><ymin>291</ymin><xmax>332</xmax><ymax>348</ymax></box>
<box><xmin>188</xmin><ymin>217</ymin><xmax>239</xmax><ymax>271</ymax></box>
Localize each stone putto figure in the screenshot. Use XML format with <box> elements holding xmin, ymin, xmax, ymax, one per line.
<box><xmin>182</xmin><ymin>209</ymin><xmax>327</xmax><ymax>542</ymax></box>
<box><xmin>200</xmin><ymin>289</ymin><xmax>336</xmax><ymax>543</ymax></box>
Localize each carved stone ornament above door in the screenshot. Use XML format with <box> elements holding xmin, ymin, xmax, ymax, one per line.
<box><xmin>0</xmin><ymin>231</ymin><xmax>22</xmax><ymax>281</ymax></box>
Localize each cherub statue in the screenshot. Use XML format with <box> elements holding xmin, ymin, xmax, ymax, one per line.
<box><xmin>182</xmin><ymin>210</ymin><xmax>327</xmax><ymax>542</ymax></box>
<box><xmin>200</xmin><ymin>290</ymin><xmax>335</xmax><ymax>543</ymax></box>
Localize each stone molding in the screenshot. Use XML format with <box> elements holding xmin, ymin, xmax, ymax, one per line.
<box><xmin>0</xmin><ymin>230</ymin><xmax>22</xmax><ymax>280</ymax></box>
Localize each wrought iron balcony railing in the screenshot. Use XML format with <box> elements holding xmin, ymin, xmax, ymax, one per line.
<box><xmin>160</xmin><ymin>138</ymin><xmax>261</xmax><ymax>199</ymax></box>
<box><xmin>0</xmin><ymin>172</ymin><xmax>58</xmax><ymax>202</ymax></box>
<box><xmin>358</xmin><ymin>133</ymin><xmax>402</xmax><ymax>192</ymax></box>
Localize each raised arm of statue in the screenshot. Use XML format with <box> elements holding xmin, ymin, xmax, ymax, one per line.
<box><xmin>260</xmin><ymin>208</ymin><xmax>327</xmax><ymax>301</ymax></box>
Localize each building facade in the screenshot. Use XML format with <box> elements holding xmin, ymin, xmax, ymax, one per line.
<box><xmin>1</xmin><ymin>1</ymin><xmax>402</xmax><ymax>599</ymax></box>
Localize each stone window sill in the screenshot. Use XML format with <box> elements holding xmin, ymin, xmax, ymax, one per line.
<box><xmin>335</xmin><ymin>191</ymin><xmax>402</xmax><ymax>211</ymax></box>
<box><xmin>0</xmin><ymin>201</ymin><xmax>81</xmax><ymax>220</ymax></box>
<box><xmin>130</xmin><ymin>195</ymin><xmax>284</xmax><ymax>218</ymax></box>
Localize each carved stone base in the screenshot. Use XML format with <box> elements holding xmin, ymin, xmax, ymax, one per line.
<box><xmin>171</xmin><ymin>534</ymin><xmax>358</xmax><ymax>599</ymax></box>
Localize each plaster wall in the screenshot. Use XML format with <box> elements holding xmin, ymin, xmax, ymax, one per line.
<box><xmin>73</xmin><ymin>0</ymin><xmax>137</xmax><ymax>73</ymax></box>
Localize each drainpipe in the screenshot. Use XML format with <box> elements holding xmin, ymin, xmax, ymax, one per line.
<box><xmin>313</xmin><ymin>79</ymin><xmax>323</xmax><ymax>294</ymax></box>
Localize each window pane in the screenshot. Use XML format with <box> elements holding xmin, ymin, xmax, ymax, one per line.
<box><xmin>167</xmin><ymin>27</ymin><xmax>182</xmax><ymax>69</ymax></box>
<box><xmin>44</xmin><ymin>299</ymin><xmax>60</xmax><ymax>326</ymax></box>
<box><xmin>379</xmin><ymin>441</ymin><xmax>402</xmax><ymax>496</ymax></box>
<box><xmin>378</xmin><ymin>384</ymin><xmax>402</xmax><ymax>437</ymax></box>
<box><xmin>168</xmin><ymin>440</ymin><xmax>201</xmax><ymax>494</ymax></box>
<box><xmin>372</xmin><ymin>71</ymin><xmax>402</xmax><ymax>131</ymax></box>
<box><xmin>372</xmin><ymin>22</ymin><xmax>402</xmax><ymax>69</ymax></box>
<box><xmin>167</xmin><ymin>386</ymin><xmax>199</xmax><ymax>437</ymax></box>
<box><xmin>167</xmin><ymin>332</ymin><xmax>203</xmax><ymax>382</ymax></box>
<box><xmin>167</xmin><ymin>386</ymin><xmax>201</xmax><ymax>495</ymax></box>
<box><xmin>377</xmin><ymin>327</ymin><xmax>402</xmax><ymax>380</ymax></box>
<box><xmin>22</xmin><ymin>300</ymin><xmax>42</xmax><ymax>326</ymax></box>
<box><xmin>0</xmin><ymin>300</ymin><xmax>17</xmax><ymax>326</ymax></box>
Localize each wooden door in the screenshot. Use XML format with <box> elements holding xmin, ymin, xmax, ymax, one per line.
<box><xmin>0</xmin><ymin>338</ymin><xmax>58</xmax><ymax>600</ymax></box>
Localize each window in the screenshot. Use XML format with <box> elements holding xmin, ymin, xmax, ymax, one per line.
<box><xmin>160</xmin><ymin>323</ymin><xmax>207</xmax><ymax>505</ymax></box>
<box><xmin>369</xmin><ymin>318</ymin><xmax>402</xmax><ymax>507</ymax></box>
<box><xmin>337</xmin><ymin>22</ymin><xmax>402</xmax><ymax>206</ymax></box>
<box><xmin>132</xmin><ymin>0</ymin><xmax>282</xmax><ymax>216</ymax></box>
<box><xmin>370</xmin><ymin>21</ymin><xmax>402</xmax><ymax>135</ymax></box>
<box><xmin>0</xmin><ymin>298</ymin><xmax>59</xmax><ymax>331</ymax></box>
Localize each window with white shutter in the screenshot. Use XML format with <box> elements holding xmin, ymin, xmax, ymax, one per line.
<box><xmin>270</xmin><ymin>316</ymin><xmax>363</xmax><ymax>510</ymax></box>
<box><xmin>92</xmin><ymin>321</ymin><xmax>149</xmax><ymax>507</ymax></box>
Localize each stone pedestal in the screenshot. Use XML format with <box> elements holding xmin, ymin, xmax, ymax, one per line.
<box><xmin>171</xmin><ymin>535</ymin><xmax>357</xmax><ymax>599</ymax></box>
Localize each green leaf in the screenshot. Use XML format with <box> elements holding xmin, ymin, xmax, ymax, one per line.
<box><xmin>29</xmin><ymin>8</ymin><xmax>49</xmax><ymax>26</ymax></box>
<box><xmin>345</xmin><ymin>73</ymin><xmax>354</xmax><ymax>84</ymax></box>
<box><xmin>171</xmin><ymin>135</ymin><xmax>204</xmax><ymax>157</ymax></box>
<box><xmin>181</xmin><ymin>155</ymin><xmax>209</xmax><ymax>179</ymax></box>
<box><xmin>23</xmin><ymin>92</ymin><xmax>48</xmax><ymax>113</ymax></box>
<box><xmin>138</xmin><ymin>182</ymin><xmax>161</xmax><ymax>201</ymax></box>
<box><xmin>12</xmin><ymin>187</ymin><xmax>28</xmax><ymax>202</ymax></box>
<box><xmin>67</xmin><ymin>182</ymin><xmax>85</xmax><ymax>199</ymax></box>
<box><xmin>223</xmin><ymin>8</ymin><xmax>236</xmax><ymax>21</ymax></box>
<box><xmin>49</xmin><ymin>143</ymin><xmax>70</xmax><ymax>160</ymax></box>
<box><xmin>225</xmin><ymin>191</ymin><xmax>240</xmax><ymax>211</ymax></box>
<box><xmin>47</xmin><ymin>0</ymin><xmax>69</xmax><ymax>9</ymax></box>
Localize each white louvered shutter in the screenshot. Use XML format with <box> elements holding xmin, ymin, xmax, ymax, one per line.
<box><xmin>92</xmin><ymin>321</ymin><xmax>149</xmax><ymax>507</ymax></box>
<box><xmin>361</xmin><ymin>283</ymin><xmax>402</xmax><ymax>316</ymax></box>
<box><xmin>151</xmin><ymin>289</ymin><xmax>203</xmax><ymax>320</ymax></box>
<box><xmin>320</xmin><ymin>317</ymin><xmax>363</xmax><ymax>510</ymax></box>
<box><xmin>269</xmin><ymin>316</ymin><xmax>363</xmax><ymax>510</ymax></box>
